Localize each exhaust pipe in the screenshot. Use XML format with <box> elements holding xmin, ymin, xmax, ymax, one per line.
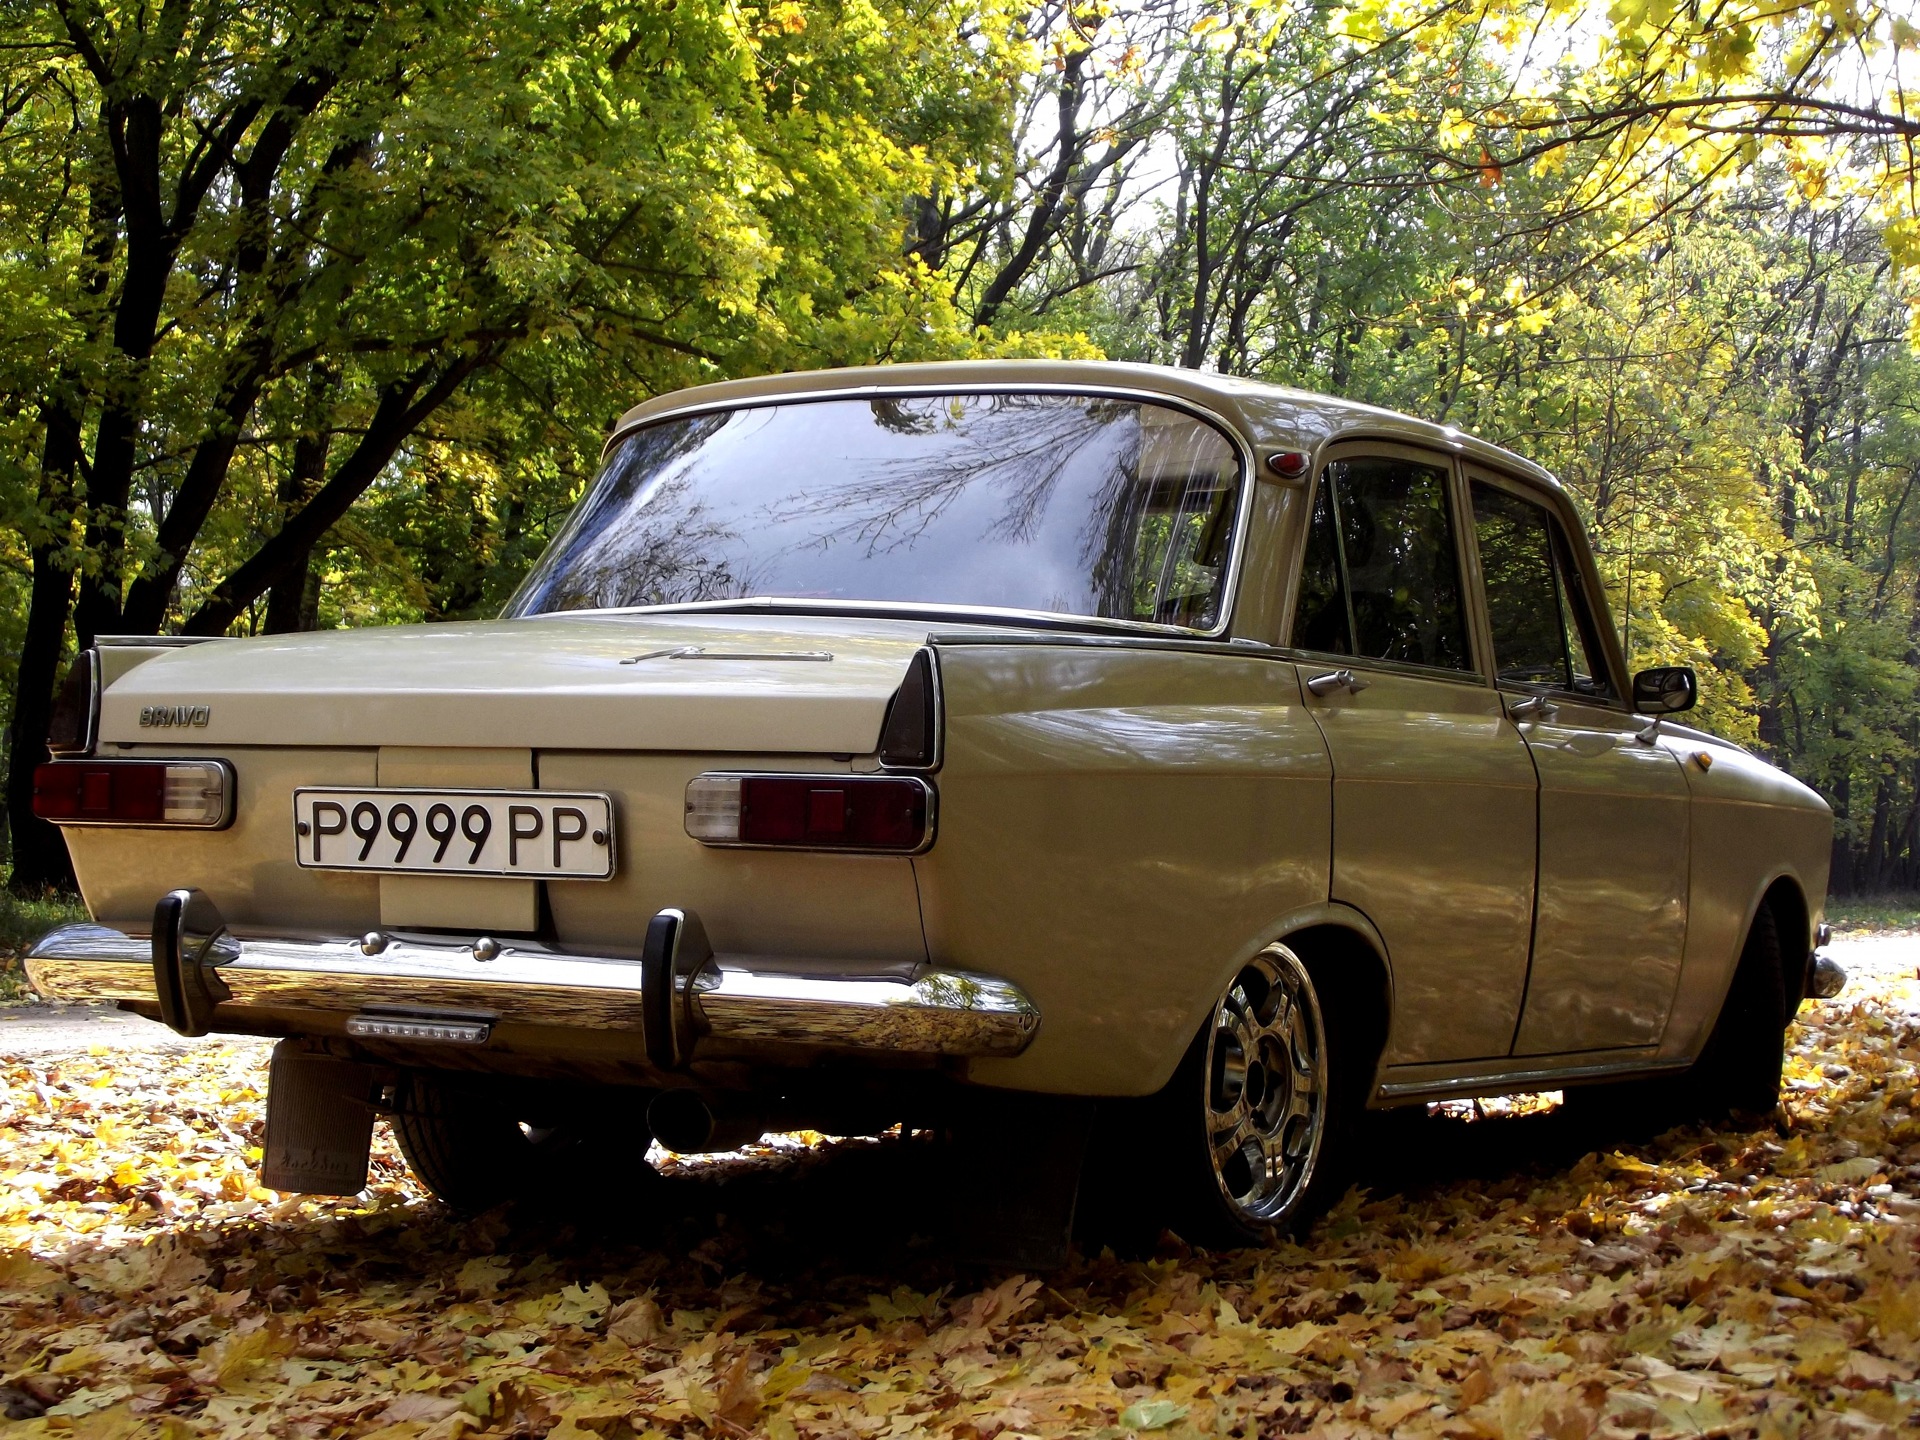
<box><xmin>647</xmin><ymin>1090</ymin><xmax>766</xmax><ymax>1154</ymax></box>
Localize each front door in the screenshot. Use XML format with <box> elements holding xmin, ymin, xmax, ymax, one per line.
<box><xmin>1465</xmin><ymin>475</ymin><xmax>1691</xmax><ymax>1054</ymax></box>
<box><xmin>1292</xmin><ymin>447</ymin><xmax>1539</xmax><ymax>1064</ymax></box>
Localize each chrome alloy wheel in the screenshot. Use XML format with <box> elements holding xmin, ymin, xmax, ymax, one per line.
<box><xmin>1202</xmin><ymin>945</ymin><xmax>1328</xmax><ymax>1224</ymax></box>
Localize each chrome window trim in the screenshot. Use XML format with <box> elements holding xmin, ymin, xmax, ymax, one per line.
<box><xmin>1287</xmin><ymin>440</ymin><xmax>1487</xmax><ymax>682</ymax></box>
<box><xmin>519</xmin><ymin>383</ymin><xmax>1259</xmax><ymax>643</ymax></box>
<box><xmin>1460</xmin><ymin>463</ymin><xmax>1631</xmax><ymax>706</ymax></box>
<box><xmin>927</xmin><ymin>631</ymin><xmax>1275</xmax><ymax>658</ymax></box>
<box><xmin>94</xmin><ymin>634</ymin><xmax>221</xmax><ymax>649</ymax></box>
<box><xmin>1270</xmin><ymin>647</ymin><xmax>1490</xmax><ymax>688</ymax></box>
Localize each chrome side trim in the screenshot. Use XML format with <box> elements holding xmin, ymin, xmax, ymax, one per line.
<box><xmin>1374</xmin><ymin>1055</ymin><xmax>1690</xmax><ymax>1105</ymax></box>
<box><xmin>96</xmin><ymin>635</ymin><xmax>221</xmax><ymax>649</ymax></box>
<box><xmin>25</xmin><ymin>919</ymin><xmax>1038</xmax><ymax>1059</ymax></box>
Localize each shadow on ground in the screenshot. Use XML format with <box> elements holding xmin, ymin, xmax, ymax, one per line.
<box><xmin>443</xmin><ymin>1096</ymin><xmax>1748</xmax><ymax>1289</ymax></box>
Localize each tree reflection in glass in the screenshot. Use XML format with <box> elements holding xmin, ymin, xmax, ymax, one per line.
<box><xmin>507</xmin><ymin>394</ymin><xmax>1243</xmax><ymax>630</ymax></box>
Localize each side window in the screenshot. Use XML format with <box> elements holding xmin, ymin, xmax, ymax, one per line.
<box><xmin>1290</xmin><ymin>455</ymin><xmax>1472</xmax><ymax>671</ymax></box>
<box><xmin>1549</xmin><ymin>522</ymin><xmax>1614</xmax><ymax>697</ymax></box>
<box><xmin>1292</xmin><ymin>475</ymin><xmax>1351</xmax><ymax>654</ymax></box>
<box><xmin>1470</xmin><ymin>481</ymin><xmax>1614</xmax><ymax>697</ymax></box>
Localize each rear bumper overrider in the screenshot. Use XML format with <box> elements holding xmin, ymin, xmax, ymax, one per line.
<box><xmin>26</xmin><ymin>890</ymin><xmax>1038</xmax><ymax>1065</ymax></box>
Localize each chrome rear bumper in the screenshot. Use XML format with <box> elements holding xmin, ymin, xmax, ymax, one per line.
<box><xmin>26</xmin><ymin>901</ymin><xmax>1039</xmax><ymax>1062</ymax></box>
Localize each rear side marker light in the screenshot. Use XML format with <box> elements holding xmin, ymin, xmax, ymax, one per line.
<box><xmin>32</xmin><ymin>760</ymin><xmax>233</xmax><ymax>828</ymax></box>
<box><xmin>685</xmin><ymin>774</ymin><xmax>933</xmax><ymax>852</ymax></box>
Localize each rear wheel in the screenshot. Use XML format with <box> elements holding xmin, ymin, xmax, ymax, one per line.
<box><xmin>1154</xmin><ymin>944</ymin><xmax>1368</xmax><ymax>1247</ymax></box>
<box><xmin>394</xmin><ymin>1072</ymin><xmax>655</xmax><ymax>1211</ymax></box>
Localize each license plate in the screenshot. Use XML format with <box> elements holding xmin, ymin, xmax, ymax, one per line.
<box><xmin>293</xmin><ymin>788</ymin><xmax>616</xmax><ymax>879</ymax></box>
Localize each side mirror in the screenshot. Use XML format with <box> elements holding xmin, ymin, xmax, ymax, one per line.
<box><xmin>1632</xmin><ymin>666</ymin><xmax>1697</xmax><ymax>715</ymax></box>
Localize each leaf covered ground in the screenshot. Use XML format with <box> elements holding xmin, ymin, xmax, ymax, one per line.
<box><xmin>1</xmin><ymin>941</ymin><xmax>1917</xmax><ymax>1440</ymax></box>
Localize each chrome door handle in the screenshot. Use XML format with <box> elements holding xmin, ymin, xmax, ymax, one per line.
<box><xmin>1509</xmin><ymin>694</ymin><xmax>1559</xmax><ymax>722</ymax></box>
<box><xmin>1306</xmin><ymin>668</ymin><xmax>1370</xmax><ymax>697</ymax></box>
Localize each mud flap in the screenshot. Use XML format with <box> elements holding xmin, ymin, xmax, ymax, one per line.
<box><xmin>942</xmin><ymin>1093</ymin><xmax>1094</xmax><ymax>1270</ymax></box>
<box><xmin>261</xmin><ymin>1042</ymin><xmax>378</xmax><ymax>1194</ymax></box>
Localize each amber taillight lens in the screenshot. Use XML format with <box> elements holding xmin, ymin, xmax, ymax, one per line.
<box><xmin>32</xmin><ymin>760</ymin><xmax>233</xmax><ymax>828</ymax></box>
<box><xmin>685</xmin><ymin>774</ymin><xmax>932</xmax><ymax>852</ymax></box>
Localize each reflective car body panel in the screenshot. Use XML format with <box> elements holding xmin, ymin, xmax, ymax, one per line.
<box><xmin>1656</xmin><ymin>727</ymin><xmax>1831</xmax><ymax>1059</ymax></box>
<box><xmin>1304</xmin><ymin>665</ymin><xmax>1537</xmax><ymax>1065</ymax></box>
<box><xmin>920</xmin><ymin>641</ymin><xmax>1331</xmax><ymax>1094</ymax></box>
<box><xmin>31</xmin><ymin>360</ymin><xmax>1831</xmax><ymax>1112</ymax></box>
<box><xmin>1509</xmin><ymin>697</ymin><xmax>1692</xmax><ymax>1055</ymax></box>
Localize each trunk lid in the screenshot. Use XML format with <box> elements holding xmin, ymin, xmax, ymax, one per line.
<box><xmin>98</xmin><ymin>613</ymin><xmax>933</xmax><ymax>754</ymax></box>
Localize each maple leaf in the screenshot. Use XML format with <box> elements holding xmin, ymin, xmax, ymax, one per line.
<box><xmin>1118</xmin><ymin>1397</ymin><xmax>1187</xmax><ymax>1430</ymax></box>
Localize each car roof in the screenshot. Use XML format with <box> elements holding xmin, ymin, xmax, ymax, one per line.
<box><xmin>611</xmin><ymin>359</ymin><xmax>1565</xmax><ymax>497</ymax></box>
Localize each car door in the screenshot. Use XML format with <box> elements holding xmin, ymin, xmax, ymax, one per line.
<box><xmin>1291</xmin><ymin>444</ymin><xmax>1538</xmax><ymax>1064</ymax></box>
<box><xmin>1463</xmin><ymin>471</ymin><xmax>1691</xmax><ymax>1054</ymax></box>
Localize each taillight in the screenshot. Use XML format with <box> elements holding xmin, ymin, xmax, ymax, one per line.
<box><xmin>32</xmin><ymin>760</ymin><xmax>233</xmax><ymax>828</ymax></box>
<box><xmin>46</xmin><ymin>650</ymin><xmax>99</xmax><ymax>756</ymax></box>
<box><xmin>685</xmin><ymin>773</ymin><xmax>933</xmax><ymax>852</ymax></box>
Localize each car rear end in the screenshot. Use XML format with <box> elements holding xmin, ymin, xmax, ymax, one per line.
<box><xmin>25</xmin><ymin>374</ymin><xmax>1255</xmax><ymax>1219</ymax></box>
<box><xmin>26</xmin><ymin>615</ymin><xmax>1045</xmax><ymax>1095</ymax></box>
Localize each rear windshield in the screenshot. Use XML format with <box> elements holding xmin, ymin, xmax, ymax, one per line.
<box><xmin>506</xmin><ymin>392</ymin><xmax>1246</xmax><ymax>631</ymax></box>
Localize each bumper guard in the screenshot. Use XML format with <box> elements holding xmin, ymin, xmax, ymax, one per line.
<box><xmin>26</xmin><ymin>890</ymin><xmax>1039</xmax><ymax>1063</ymax></box>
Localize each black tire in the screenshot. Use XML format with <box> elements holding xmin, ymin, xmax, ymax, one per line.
<box><xmin>1689</xmin><ymin>902</ymin><xmax>1788</xmax><ymax>1118</ymax></box>
<box><xmin>393</xmin><ymin>1072</ymin><xmax>654</xmax><ymax>1211</ymax></box>
<box><xmin>1563</xmin><ymin>904</ymin><xmax>1787</xmax><ymax>1135</ymax></box>
<box><xmin>1145</xmin><ymin>945</ymin><xmax>1374</xmax><ymax>1249</ymax></box>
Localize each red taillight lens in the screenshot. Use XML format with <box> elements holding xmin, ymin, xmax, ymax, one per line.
<box><xmin>685</xmin><ymin>774</ymin><xmax>932</xmax><ymax>852</ymax></box>
<box><xmin>32</xmin><ymin>760</ymin><xmax>232</xmax><ymax>828</ymax></box>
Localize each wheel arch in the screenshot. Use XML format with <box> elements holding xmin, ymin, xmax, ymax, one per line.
<box><xmin>1693</xmin><ymin>870</ymin><xmax>1811</xmax><ymax>1049</ymax></box>
<box><xmin>1277</xmin><ymin>913</ymin><xmax>1394</xmax><ymax>1106</ymax></box>
<box><xmin>1757</xmin><ymin>873</ymin><xmax>1811</xmax><ymax>1012</ymax></box>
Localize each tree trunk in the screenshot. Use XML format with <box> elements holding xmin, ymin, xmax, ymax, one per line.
<box><xmin>1827</xmin><ymin>770</ymin><xmax>1853</xmax><ymax>897</ymax></box>
<box><xmin>262</xmin><ymin>403</ymin><xmax>334</xmax><ymax>634</ymax></box>
<box><xmin>1865</xmin><ymin>777</ymin><xmax>1893</xmax><ymax>891</ymax></box>
<box><xmin>6</xmin><ymin>543</ymin><xmax>79</xmax><ymax>893</ymax></box>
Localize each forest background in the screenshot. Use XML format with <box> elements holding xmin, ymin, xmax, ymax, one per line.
<box><xmin>1</xmin><ymin>0</ymin><xmax>1917</xmax><ymax>894</ymax></box>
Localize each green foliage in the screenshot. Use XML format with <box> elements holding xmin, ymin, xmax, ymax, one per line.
<box><xmin>4</xmin><ymin>0</ymin><xmax>1919</xmax><ymax>896</ymax></box>
<box><xmin>938</xmin><ymin>1</ymin><xmax>1920</xmax><ymax>885</ymax></box>
<box><xmin>0</xmin><ymin>882</ymin><xmax>86</xmax><ymax>1002</ymax></box>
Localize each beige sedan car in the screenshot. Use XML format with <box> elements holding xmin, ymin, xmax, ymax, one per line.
<box><xmin>28</xmin><ymin>361</ymin><xmax>1839</xmax><ymax>1247</ymax></box>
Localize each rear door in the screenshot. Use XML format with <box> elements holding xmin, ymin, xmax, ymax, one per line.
<box><xmin>1463</xmin><ymin>471</ymin><xmax>1691</xmax><ymax>1054</ymax></box>
<box><xmin>1291</xmin><ymin>444</ymin><xmax>1539</xmax><ymax>1064</ymax></box>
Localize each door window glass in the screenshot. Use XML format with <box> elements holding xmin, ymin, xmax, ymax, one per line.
<box><xmin>1550</xmin><ymin>524</ymin><xmax>1614</xmax><ymax>696</ymax></box>
<box><xmin>1470</xmin><ymin>481</ymin><xmax>1613</xmax><ymax>696</ymax></box>
<box><xmin>1292</xmin><ymin>476</ymin><xmax>1351</xmax><ymax>655</ymax></box>
<box><xmin>1291</xmin><ymin>456</ymin><xmax>1471</xmax><ymax>671</ymax></box>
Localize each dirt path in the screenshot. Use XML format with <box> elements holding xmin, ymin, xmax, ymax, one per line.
<box><xmin>0</xmin><ymin>1002</ymin><xmax>271</xmax><ymax>1057</ymax></box>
